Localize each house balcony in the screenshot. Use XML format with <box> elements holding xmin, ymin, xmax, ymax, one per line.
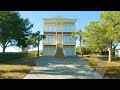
<box><xmin>43</xmin><ymin>27</ymin><xmax>75</xmax><ymax>32</ymax></box>
<box><xmin>43</xmin><ymin>41</ymin><xmax>56</xmax><ymax>45</ymax></box>
<box><xmin>43</xmin><ymin>40</ymin><xmax>76</xmax><ymax>45</ymax></box>
<box><xmin>63</xmin><ymin>41</ymin><xmax>76</xmax><ymax>45</ymax></box>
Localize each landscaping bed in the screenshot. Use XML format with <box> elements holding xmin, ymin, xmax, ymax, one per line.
<box><xmin>82</xmin><ymin>55</ymin><xmax>120</xmax><ymax>79</ymax></box>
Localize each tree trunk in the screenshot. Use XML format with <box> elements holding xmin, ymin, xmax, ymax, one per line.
<box><xmin>37</xmin><ymin>37</ymin><xmax>40</xmax><ymax>57</ymax></box>
<box><xmin>108</xmin><ymin>48</ymin><xmax>112</xmax><ymax>62</ymax></box>
<box><xmin>108</xmin><ymin>41</ymin><xmax>112</xmax><ymax>62</ymax></box>
<box><xmin>112</xmin><ymin>44</ymin><xmax>117</xmax><ymax>57</ymax></box>
<box><xmin>112</xmin><ymin>49</ymin><xmax>115</xmax><ymax>57</ymax></box>
<box><xmin>80</xmin><ymin>41</ymin><xmax>83</xmax><ymax>57</ymax></box>
<box><xmin>2</xmin><ymin>46</ymin><xmax>6</xmax><ymax>53</ymax></box>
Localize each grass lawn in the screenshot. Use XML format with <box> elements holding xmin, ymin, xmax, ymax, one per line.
<box><xmin>82</xmin><ymin>55</ymin><xmax>120</xmax><ymax>79</ymax></box>
<box><xmin>0</xmin><ymin>57</ymin><xmax>38</xmax><ymax>79</ymax></box>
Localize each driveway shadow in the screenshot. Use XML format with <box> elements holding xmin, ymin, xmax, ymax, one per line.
<box><xmin>26</xmin><ymin>56</ymin><xmax>101</xmax><ymax>79</ymax></box>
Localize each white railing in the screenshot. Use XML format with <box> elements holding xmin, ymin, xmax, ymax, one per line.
<box><xmin>43</xmin><ymin>41</ymin><xmax>56</xmax><ymax>45</ymax></box>
<box><xmin>44</xmin><ymin>28</ymin><xmax>75</xmax><ymax>32</ymax></box>
<box><xmin>53</xmin><ymin>49</ymin><xmax>57</xmax><ymax>57</ymax></box>
<box><xmin>63</xmin><ymin>41</ymin><xmax>76</xmax><ymax>45</ymax></box>
<box><xmin>44</xmin><ymin>29</ymin><xmax>56</xmax><ymax>32</ymax></box>
<box><xmin>63</xmin><ymin>48</ymin><xmax>66</xmax><ymax>58</ymax></box>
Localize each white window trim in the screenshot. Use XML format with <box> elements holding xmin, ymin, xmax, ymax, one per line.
<box><xmin>44</xmin><ymin>24</ymin><xmax>56</xmax><ymax>32</ymax></box>
<box><xmin>63</xmin><ymin>34</ymin><xmax>74</xmax><ymax>44</ymax></box>
<box><xmin>44</xmin><ymin>34</ymin><xmax>55</xmax><ymax>45</ymax></box>
<box><xmin>63</xmin><ymin>24</ymin><xmax>73</xmax><ymax>32</ymax></box>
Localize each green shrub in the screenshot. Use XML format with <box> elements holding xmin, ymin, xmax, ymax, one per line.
<box><xmin>40</xmin><ymin>51</ymin><xmax>42</xmax><ymax>55</ymax></box>
<box><xmin>76</xmin><ymin>47</ymin><xmax>91</xmax><ymax>55</ymax></box>
<box><xmin>25</xmin><ymin>52</ymin><xmax>37</xmax><ymax>57</ymax></box>
<box><xmin>88</xmin><ymin>60</ymin><xmax>97</xmax><ymax>66</ymax></box>
<box><xmin>101</xmin><ymin>51</ymin><xmax>109</xmax><ymax>55</ymax></box>
<box><xmin>0</xmin><ymin>52</ymin><xmax>37</xmax><ymax>62</ymax></box>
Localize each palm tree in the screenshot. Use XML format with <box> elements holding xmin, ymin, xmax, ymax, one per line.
<box><xmin>72</xmin><ymin>29</ymin><xmax>83</xmax><ymax>57</ymax></box>
<box><xmin>28</xmin><ymin>31</ymin><xmax>46</xmax><ymax>57</ymax></box>
<box><xmin>34</xmin><ymin>31</ymin><xmax>46</xmax><ymax>57</ymax></box>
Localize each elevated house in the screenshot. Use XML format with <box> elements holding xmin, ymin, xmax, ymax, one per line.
<box><xmin>115</xmin><ymin>48</ymin><xmax>120</xmax><ymax>57</ymax></box>
<box><xmin>42</xmin><ymin>16</ymin><xmax>77</xmax><ymax>58</ymax></box>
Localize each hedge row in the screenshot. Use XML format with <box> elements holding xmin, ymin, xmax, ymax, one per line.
<box><xmin>0</xmin><ymin>52</ymin><xmax>37</xmax><ymax>62</ymax></box>
<box><xmin>76</xmin><ymin>51</ymin><xmax>109</xmax><ymax>55</ymax></box>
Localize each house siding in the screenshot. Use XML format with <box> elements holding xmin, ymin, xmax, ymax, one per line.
<box><xmin>43</xmin><ymin>45</ymin><xmax>56</xmax><ymax>56</ymax></box>
<box><xmin>63</xmin><ymin>46</ymin><xmax>76</xmax><ymax>56</ymax></box>
<box><xmin>115</xmin><ymin>49</ymin><xmax>120</xmax><ymax>57</ymax></box>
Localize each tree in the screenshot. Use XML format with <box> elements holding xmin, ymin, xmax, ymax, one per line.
<box><xmin>28</xmin><ymin>31</ymin><xmax>46</xmax><ymax>57</ymax></box>
<box><xmin>100</xmin><ymin>11</ymin><xmax>120</xmax><ymax>62</ymax></box>
<box><xmin>36</xmin><ymin>31</ymin><xmax>46</xmax><ymax>57</ymax></box>
<box><xmin>84</xmin><ymin>11</ymin><xmax>120</xmax><ymax>62</ymax></box>
<box><xmin>72</xmin><ymin>29</ymin><xmax>83</xmax><ymax>56</ymax></box>
<box><xmin>0</xmin><ymin>11</ymin><xmax>33</xmax><ymax>53</ymax></box>
<box><xmin>83</xmin><ymin>21</ymin><xmax>106</xmax><ymax>53</ymax></box>
<box><xmin>112</xmin><ymin>43</ymin><xmax>118</xmax><ymax>57</ymax></box>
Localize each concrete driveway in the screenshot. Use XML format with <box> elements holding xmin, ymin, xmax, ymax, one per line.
<box><xmin>24</xmin><ymin>56</ymin><xmax>102</xmax><ymax>79</ymax></box>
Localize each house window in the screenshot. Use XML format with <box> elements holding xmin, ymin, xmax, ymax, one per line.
<box><xmin>47</xmin><ymin>35</ymin><xmax>54</xmax><ymax>44</ymax></box>
<box><xmin>64</xmin><ymin>35</ymin><xmax>71</xmax><ymax>44</ymax></box>
<box><xmin>64</xmin><ymin>25</ymin><xmax>72</xmax><ymax>31</ymax></box>
<box><xmin>48</xmin><ymin>25</ymin><xmax>55</xmax><ymax>31</ymax></box>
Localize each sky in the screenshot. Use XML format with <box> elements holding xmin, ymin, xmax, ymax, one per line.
<box><xmin>1</xmin><ymin>11</ymin><xmax>119</xmax><ymax>52</ymax></box>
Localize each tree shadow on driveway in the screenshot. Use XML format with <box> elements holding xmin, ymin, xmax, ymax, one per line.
<box><xmin>25</xmin><ymin>56</ymin><xmax>102</xmax><ymax>79</ymax></box>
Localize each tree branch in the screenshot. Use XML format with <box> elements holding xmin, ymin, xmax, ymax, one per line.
<box><xmin>5</xmin><ymin>39</ymin><xmax>11</xmax><ymax>47</ymax></box>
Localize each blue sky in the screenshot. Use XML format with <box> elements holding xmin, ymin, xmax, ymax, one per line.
<box><xmin>2</xmin><ymin>11</ymin><xmax>117</xmax><ymax>52</ymax></box>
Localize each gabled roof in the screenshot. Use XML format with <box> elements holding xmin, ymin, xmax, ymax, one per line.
<box><xmin>43</xmin><ymin>16</ymin><xmax>77</xmax><ymax>21</ymax></box>
<box><xmin>51</xmin><ymin>16</ymin><xmax>70</xmax><ymax>19</ymax></box>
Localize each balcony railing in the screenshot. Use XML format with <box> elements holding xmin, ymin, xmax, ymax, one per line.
<box><xmin>44</xmin><ymin>27</ymin><xmax>75</xmax><ymax>32</ymax></box>
<box><xmin>43</xmin><ymin>41</ymin><xmax>56</xmax><ymax>45</ymax></box>
<box><xmin>44</xmin><ymin>29</ymin><xmax>75</xmax><ymax>32</ymax></box>
<box><xmin>63</xmin><ymin>41</ymin><xmax>76</xmax><ymax>45</ymax></box>
<box><xmin>44</xmin><ymin>40</ymin><xmax>75</xmax><ymax>45</ymax></box>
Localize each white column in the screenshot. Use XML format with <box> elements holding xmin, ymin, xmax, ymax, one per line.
<box><xmin>74</xmin><ymin>23</ymin><xmax>76</xmax><ymax>56</ymax></box>
<box><xmin>56</xmin><ymin>21</ymin><xmax>57</xmax><ymax>49</ymax></box>
<box><xmin>75</xmin><ymin>42</ymin><xmax>76</xmax><ymax>56</ymax></box>
<box><xmin>74</xmin><ymin>22</ymin><xmax>76</xmax><ymax>32</ymax></box>
<box><xmin>62</xmin><ymin>20</ymin><xmax>63</xmax><ymax>48</ymax></box>
<box><xmin>43</xmin><ymin>23</ymin><xmax>44</xmax><ymax>50</ymax></box>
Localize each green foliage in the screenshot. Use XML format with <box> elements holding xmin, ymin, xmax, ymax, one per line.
<box><xmin>28</xmin><ymin>31</ymin><xmax>46</xmax><ymax>57</ymax></box>
<box><xmin>84</xmin><ymin>11</ymin><xmax>120</xmax><ymax>61</ymax></box>
<box><xmin>83</xmin><ymin>21</ymin><xmax>106</xmax><ymax>51</ymax></box>
<box><xmin>88</xmin><ymin>60</ymin><xmax>97</xmax><ymax>66</ymax></box>
<box><xmin>21</xmin><ymin>47</ymin><xmax>29</xmax><ymax>52</ymax></box>
<box><xmin>101</xmin><ymin>51</ymin><xmax>109</xmax><ymax>55</ymax></box>
<box><xmin>76</xmin><ymin>46</ymin><xmax>101</xmax><ymax>55</ymax></box>
<box><xmin>25</xmin><ymin>52</ymin><xmax>37</xmax><ymax>57</ymax></box>
<box><xmin>0</xmin><ymin>52</ymin><xmax>37</xmax><ymax>62</ymax></box>
<box><xmin>40</xmin><ymin>50</ymin><xmax>42</xmax><ymax>55</ymax></box>
<box><xmin>27</xmin><ymin>31</ymin><xmax>46</xmax><ymax>48</ymax></box>
<box><xmin>0</xmin><ymin>11</ymin><xmax>33</xmax><ymax>52</ymax></box>
<box><xmin>72</xmin><ymin>29</ymin><xmax>83</xmax><ymax>42</ymax></box>
<box><xmin>72</xmin><ymin>29</ymin><xmax>83</xmax><ymax>56</ymax></box>
<box><xmin>100</xmin><ymin>11</ymin><xmax>120</xmax><ymax>44</ymax></box>
<box><xmin>76</xmin><ymin>46</ymin><xmax>91</xmax><ymax>55</ymax></box>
